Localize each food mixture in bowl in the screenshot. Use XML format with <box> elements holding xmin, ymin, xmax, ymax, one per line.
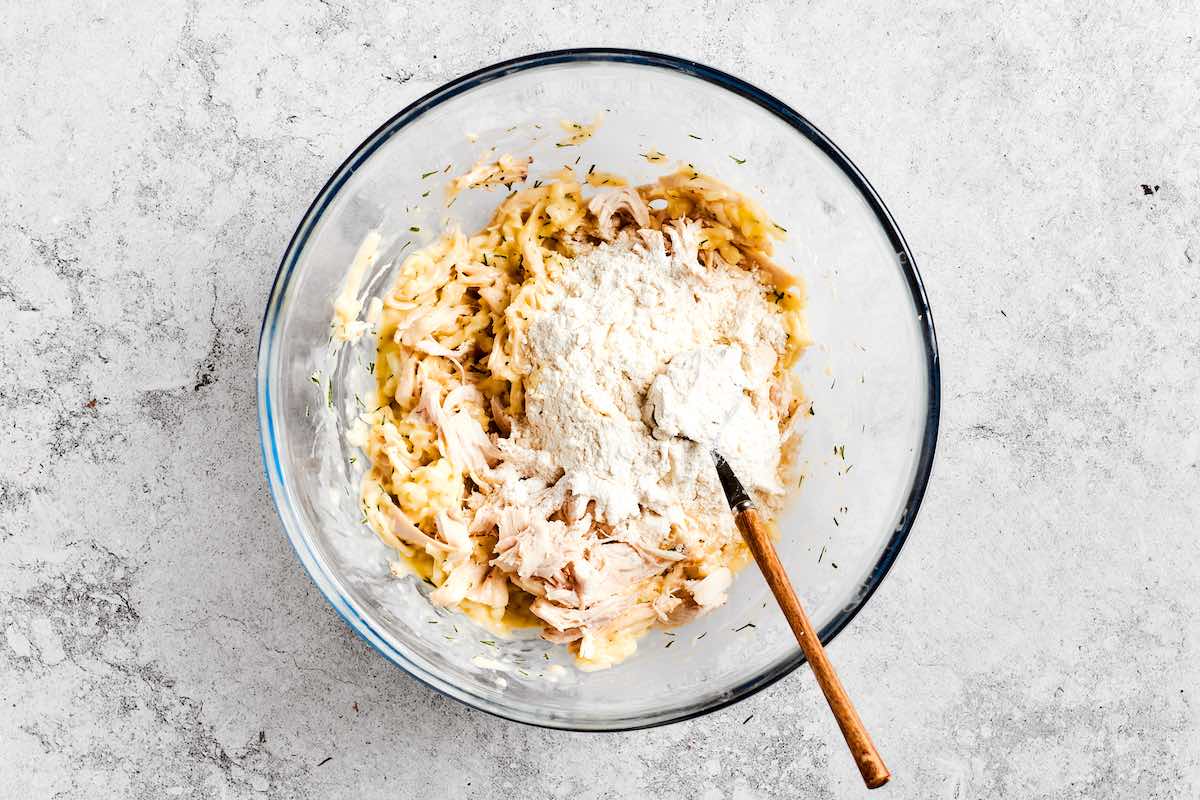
<box><xmin>340</xmin><ymin>161</ymin><xmax>808</xmax><ymax>669</ymax></box>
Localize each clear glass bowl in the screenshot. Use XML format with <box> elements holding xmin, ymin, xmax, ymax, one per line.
<box><xmin>257</xmin><ymin>49</ymin><xmax>939</xmax><ymax>730</ymax></box>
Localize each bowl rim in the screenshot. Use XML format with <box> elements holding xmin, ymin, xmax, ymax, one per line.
<box><xmin>257</xmin><ymin>47</ymin><xmax>941</xmax><ymax>732</ymax></box>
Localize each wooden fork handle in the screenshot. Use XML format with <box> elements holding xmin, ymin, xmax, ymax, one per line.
<box><xmin>734</xmin><ymin>507</ymin><xmax>891</xmax><ymax>789</ymax></box>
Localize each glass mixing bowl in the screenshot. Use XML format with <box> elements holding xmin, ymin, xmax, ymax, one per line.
<box><xmin>257</xmin><ymin>49</ymin><xmax>939</xmax><ymax>730</ymax></box>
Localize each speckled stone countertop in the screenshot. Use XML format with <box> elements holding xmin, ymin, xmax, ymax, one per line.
<box><xmin>2</xmin><ymin>2</ymin><xmax>1198</xmax><ymax>798</ymax></box>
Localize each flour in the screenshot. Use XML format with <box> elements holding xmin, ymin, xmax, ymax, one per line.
<box><xmin>497</xmin><ymin>230</ymin><xmax>787</xmax><ymax>555</ymax></box>
<box><xmin>645</xmin><ymin>344</ymin><xmax>789</xmax><ymax>497</ymax></box>
<box><xmin>645</xmin><ymin>345</ymin><xmax>747</xmax><ymax>447</ymax></box>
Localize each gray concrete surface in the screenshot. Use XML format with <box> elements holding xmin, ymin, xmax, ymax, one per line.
<box><xmin>2</xmin><ymin>1</ymin><xmax>1198</xmax><ymax>797</ymax></box>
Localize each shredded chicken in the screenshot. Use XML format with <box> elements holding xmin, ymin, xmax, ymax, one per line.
<box><xmin>416</xmin><ymin>377</ymin><xmax>499</xmax><ymax>486</ymax></box>
<box><xmin>588</xmin><ymin>187</ymin><xmax>650</xmax><ymax>240</ymax></box>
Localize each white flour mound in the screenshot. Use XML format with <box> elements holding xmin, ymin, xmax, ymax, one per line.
<box><xmin>498</xmin><ymin>232</ymin><xmax>787</xmax><ymax>552</ymax></box>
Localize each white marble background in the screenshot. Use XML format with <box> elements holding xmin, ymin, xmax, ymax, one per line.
<box><xmin>2</xmin><ymin>1</ymin><xmax>1198</xmax><ymax>798</ymax></box>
